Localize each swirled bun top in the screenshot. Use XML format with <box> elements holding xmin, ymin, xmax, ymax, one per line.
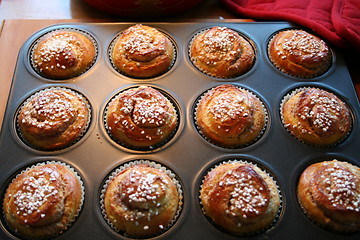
<box><xmin>281</xmin><ymin>88</ymin><xmax>351</xmax><ymax>146</ymax></box>
<box><xmin>105</xmin><ymin>86</ymin><xmax>178</xmax><ymax>150</ymax></box>
<box><xmin>297</xmin><ymin>160</ymin><xmax>360</xmax><ymax>233</ymax></box>
<box><xmin>103</xmin><ymin>163</ymin><xmax>180</xmax><ymax>237</ymax></box>
<box><xmin>17</xmin><ymin>88</ymin><xmax>90</xmax><ymax>151</ymax></box>
<box><xmin>3</xmin><ymin>163</ymin><xmax>83</xmax><ymax>239</ymax></box>
<box><xmin>200</xmin><ymin>161</ymin><xmax>280</xmax><ymax>235</ymax></box>
<box><xmin>268</xmin><ymin>29</ymin><xmax>331</xmax><ymax>78</ymax></box>
<box><xmin>111</xmin><ymin>24</ymin><xmax>175</xmax><ymax>78</ymax></box>
<box><xmin>190</xmin><ymin>26</ymin><xmax>255</xmax><ymax>78</ymax></box>
<box><xmin>195</xmin><ymin>84</ymin><xmax>266</xmax><ymax>148</ymax></box>
<box><xmin>31</xmin><ymin>30</ymin><xmax>96</xmax><ymax>80</ymax></box>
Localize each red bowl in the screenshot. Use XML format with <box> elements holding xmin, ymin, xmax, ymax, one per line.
<box><xmin>82</xmin><ymin>0</ymin><xmax>205</xmax><ymax>18</ymax></box>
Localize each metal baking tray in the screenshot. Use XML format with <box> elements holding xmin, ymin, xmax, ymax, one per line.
<box><xmin>0</xmin><ymin>22</ymin><xmax>359</xmax><ymax>240</ymax></box>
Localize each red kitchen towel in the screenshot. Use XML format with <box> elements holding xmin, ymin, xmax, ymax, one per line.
<box><xmin>220</xmin><ymin>0</ymin><xmax>360</xmax><ymax>50</ymax></box>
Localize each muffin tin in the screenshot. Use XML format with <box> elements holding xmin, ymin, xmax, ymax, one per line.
<box><xmin>0</xmin><ymin>22</ymin><xmax>359</xmax><ymax>239</ymax></box>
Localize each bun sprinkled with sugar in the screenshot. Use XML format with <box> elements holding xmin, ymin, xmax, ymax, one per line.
<box><xmin>31</xmin><ymin>29</ymin><xmax>96</xmax><ymax>79</ymax></box>
<box><xmin>17</xmin><ymin>88</ymin><xmax>91</xmax><ymax>151</ymax></box>
<box><xmin>195</xmin><ymin>84</ymin><xmax>266</xmax><ymax>148</ymax></box>
<box><xmin>190</xmin><ymin>26</ymin><xmax>255</xmax><ymax>78</ymax></box>
<box><xmin>281</xmin><ymin>87</ymin><xmax>351</xmax><ymax>146</ymax></box>
<box><xmin>105</xmin><ymin>86</ymin><xmax>178</xmax><ymax>150</ymax></box>
<box><xmin>268</xmin><ymin>29</ymin><xmax>331</xmax><ymax>78</ymax></box>
<box><xmin>102</xmin><ymin>162</ymin><xmax>181</xmax><ymax>237</ymax></box>
<box><xmin>3</xmin><ymin>163</ymin><xmax>84</xmax><ymax>239</ymax></box>
<box><xmin>297</xmin><ymin>160</ymin><xmax>360</xmax><ymax>233</ymax></box>
<box><xmin>111</xmin><ymin>24</ymin><xmax>175</xmax><ymax>78</ymax></box>
<box><xmin>200</xmin><ymin>161</ymin><xmax>281</xmax><ymax>235</ymax></box>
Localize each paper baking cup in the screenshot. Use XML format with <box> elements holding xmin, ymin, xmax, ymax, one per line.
<box><xmin>280</xmin><ymin>87</ymin><xmax>352</xmax><ymax>147</ymax></box>
<box><xmin>2</xmin><ymin>160</ymin><xmax>85</xmax><ymax>240</ymax></box>
<box><xmin>30</xmin><ymin>28</ymin><xmax>98</xmax><ymax>80</ymax></box>
<box><xmin>194</xmin><ymin>85</ymin><xmax>268</xmax><ymax>149</ymax></box>
<box><xmin>16</xmin><ymin>87</ymin><xmax>92</xmax><ymax>151</ymax></box>
<box><xmin>100</xmin><ymin>159</ymin><xmax>183</xmax><ymax>238</ymax></box>
<box><xmin>199</xmin><ymin>159</ymin><xmax>282</xmax><ymax>237</ymax></box>
<box><xmin>188</xmin><ymin>27</ymin><xmax>255</xmax><ymax>79</ymax></box>
<box><xmin>103</xmin><ymin>86</ymin><xmax>179</xmax><ymax>151</ymax></box>
<box><xmin>267</xmin><ymin>30</ymin><xmax>332</xmax><ymax>79</ymax></box>
<box><xmin>108</xmin><ymin>28</ymin><xmax>177</xmax><ymax>79</ymax></box>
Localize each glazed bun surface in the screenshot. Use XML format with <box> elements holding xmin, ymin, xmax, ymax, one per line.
<box><xmin>3</xmin><ymin>163</ymin><xmax>83</xmax><ymax>239</ymax></box>
<box><xmin>32</xmin><ymin>30</ymin><xmax>96</xmax><ymax>79</ymax></box>
<box><xmin>104</xmin><ymin>163</ymin><xmax>180</xmax><ymax>237</ymax></box>
<box><xmin>190</xmin><ymin>26</ymin><xmax>255</xmax><ymax>78</ymax></box>
<box><xmin>268</xmin><ymin>29</ymin><xmax>331</xmax><ymax>78</ymax></box>
<box><xmin>111</xmin><ymin>24</ymin><xmax>175</xmax><ymax>78</ymax></box>
<box><xmin>297</xmin><ymin>160</ymin><xmax>360</xmax><ymax>233</ymax></box>
<box><xmin>200</xmin><ymin>161</ymin><xmax>280</xmax><ymax>235</ymax></box>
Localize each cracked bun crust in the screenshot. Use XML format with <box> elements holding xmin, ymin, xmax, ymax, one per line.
<box><xmin>190</xmin><ymin>26</ymin><xmax>254</xmax><ymax>78</ymax></box>
<box><xmin>103</xmin><ymin>164</ymin><xmax>180</xmax><ymax>237</ymax></box>
<box><xmin>32</xmin><ymin>30</ymin><xmax>96</xmax><ymax>79</ymax></box>
<box><xmin>200</xmin><ymin>161</ymin><xmax>280</xmax><ymax>235</ymax></box>
<box><xmin>111</xmin><ymin>24</ymin><xmax>175</xmax><ymax>78</ymax></box>
<box><xmin>297</xmin><ymin>160</ymin><xmax>360</xmax><ymax>233</ymax></box>
<box><xmin>3</xmin><ymin>163</ymin><xmax>83</xmax><ymax>239</ymax></box>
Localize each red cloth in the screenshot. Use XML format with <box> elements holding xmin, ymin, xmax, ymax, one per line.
<box><xmin>220</xmin><ymin>0</ymin><xmax>360</xmax><ymax>50</ymax></box>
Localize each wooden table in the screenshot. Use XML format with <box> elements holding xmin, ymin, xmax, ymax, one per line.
<box><xmin>0</xmin><ymin>0</ymin><xmax>359</xmax><ymax>130</ymax></box>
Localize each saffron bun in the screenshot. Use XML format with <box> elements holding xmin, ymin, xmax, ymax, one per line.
<box><xmin>17</xmin><ymin>88</ymin><xmax>91</xmax><ymax>151</ymax></box>
<box><xmin>190</xmin><ymin>26</ymin><xmax>255</xmax><ymax>78</ymax></box>
<box><xmin>297</xmin><ymin>160</ymin><xmax>360</xmax><ymax>233</ymax></box>
<box><xmin>200</xmin><ymin>161</ymin><xmax>281</xmax><ymax>235</ymax></box>
<box><xmin>3</xmin><ymin>163</ymin><xmax>84</xmax><ymax>239</ymax></box>
<box><xmin>195</xmin><ymin>84</ymin><xmax>266</xmax><ymax>148</ymax></box>
<box><xmin>281</xmin><ymin>88</ymin><xmax>352</xmax><ymax>146</ymax></box>
<box><xmin>105</xmin><ymin>86</ymin><xmax>178</xmax><ymax>149</ymax></box>
<box><xmin>268</xmin><ymin>29</ymin><xmax>331</xmax><ymax>78</ymax></box>
<box><xmin>103</xmin><ymin>163</ymin><xmax>181</xmax><ymax>237</ymax></box>
<box><xmin>111</xmin><ymin>24</ymin><xmax>175</xmax><ymax>78</ymax></box>
<box><xmin>31</xmin><ymin>29</ymin><xmax>96</xmax><ymax>79</ymax></box>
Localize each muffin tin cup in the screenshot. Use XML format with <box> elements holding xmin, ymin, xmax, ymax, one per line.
<box><xmin>193</xmin><ymin>84</ymin><xmax>268</xmax><ymax>149</ymax></box>
<box><xmin>279</xmin><ymin>86</ymin><xmax>353</xmax><ymax>147</ymax></box>
<box><xmin>15</xmin><ymin>86</ymin><xmax>92</xmax><ymax>152</ymax></box>
<box><xmin>99</xmin><ymin>159</ymin><xmax>183</xmax><ymax>239</ymax></box>
<box><xmin>29</xmin><ymin>27</ymin><xmax>98</xmax><ymax>81</ymax></box>
<box><xmin>0</xmin><ymin>21</ymin><xmax>359</xmax><ymax>240</ymax></box>
<box><xmin>198</xmin><ymin>159</ymin><xmax>283</xmax><ymax>237</ymax></box>
<box><xmin>2</xmin><ymin>160</ymin><xmax>85</xmax><ymax>240</ymax></box>
<box><xmin>108</xmin><ymin>26</ymin><xmax>177</xmax><ymax>80</ymax></box>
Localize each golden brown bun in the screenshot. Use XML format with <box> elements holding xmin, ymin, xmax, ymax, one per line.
<box><xmin>104</xmin><ymin>163</ymin><xmax>180</xmax><ymax>237</ymax></box>
<box><xmin>196</xmin><ymin>84</ymin><xmax>266</xmax><ymax>148</ymax></box>
<box><xmin>3</xmin><ymin>163</ymin><xmax>83</xmax><ymax>239</ymax></box>
<box><xmin>297</xmin><ymin>160</ymin><xmax>360</xmax><ymax>233</ymax></box>
<box><xmin>32</xmin><ymin>30</ymin><xmax>96</xmax><ymax>79</ymax></box>
<box><xmin>190</xmin><ymin>26</ymin><xmax>254</xmax><ymax>78</ymax></box>
<box><xmin>282</xmin><ymin>88</ymin><xmax>351</xmax><ymax>146</ymax></box>
<box><xmin>106</xmin><ymin>86</ymin><xmax>178</xmax><ymax>149</ymax></box>
<box><xmin>17</xmin><ymin>88</ymin><xmax>90</xmax><ymax>151</ymax></box>
<box><xmin>200</xmin><ymin>161</ymin><xmax>280</xmax><ymax>235</ymax></box>
<box><xmin>111</xmin><ymin>24</ymin><xmax>174</xmax><ymax>78</ymax></box>
<box><xmin>268</xmin><ymin>30</ymin><xmax>331</xmax><ymax>78</ymax></box>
